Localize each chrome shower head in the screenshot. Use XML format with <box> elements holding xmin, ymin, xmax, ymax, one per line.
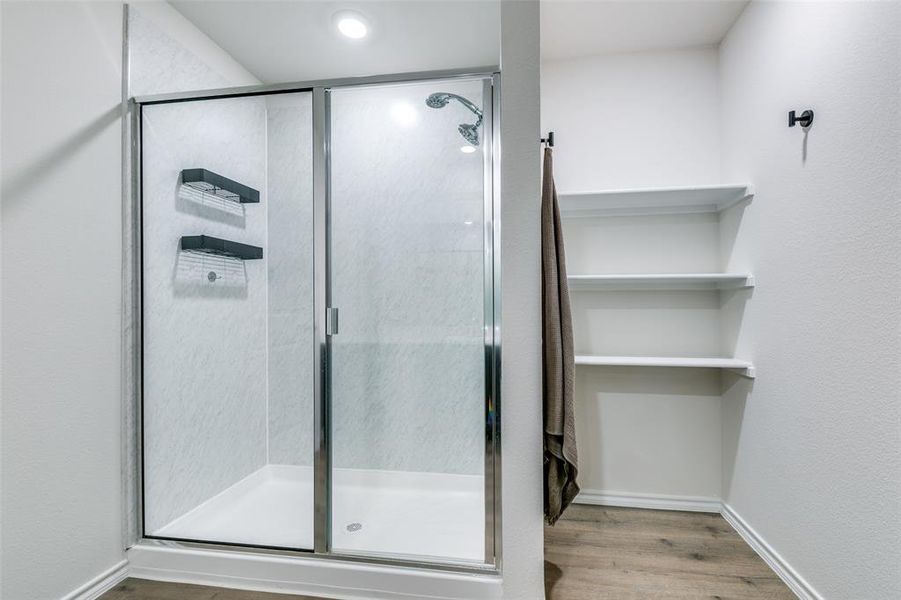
<box><xmin>425</xmin><ymin>92</ymin><xmax>482</xmax><ymax>119</ymax></box>
<box><xmin>426</xmin><ymin>92</ymin><xmax>484</xmax><ymax>146</ymax></box>
<box><xmin>458</xmin><ymin>123</ymin><xmax>480</xmax><ymax>146</ymax></box>
<box><xmin>426</xmin><ymin>93</ymin><xmax>452</xmax><ymax>109</ymax></box>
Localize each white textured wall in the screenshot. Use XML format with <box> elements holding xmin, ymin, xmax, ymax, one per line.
<box><xmin>542</xmin><ymin>47</ymin><xmax>721</xmax><ymax>192</ymax></box>
<box><xmin>576</xmin><ymin>366</ymin><xmax>722</xmax><ymax>497</ymax></box>
<box><xmin>541</xmin><ymin>48</ymin><xmax>725</xmax><ymax>501</ymax></box>
<box><xmin>499</xmin><ymin>1</ymin><xmax>545</xmax><ymax>597</ymax></box>
<box><xmin>1</xmin><ymin>3</ymin><xmax>126</xmax><ymax>598</ymax></box>
<box><xmin>719</xmin><ymin>2</ymin><xmax>901</xmax><ymax>598</ymax></box>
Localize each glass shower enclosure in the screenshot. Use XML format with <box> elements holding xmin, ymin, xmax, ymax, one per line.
<box><xmin>136</xmin><ymin>71</ymin><xmax>499</xmax><ymax>569</ymax></box>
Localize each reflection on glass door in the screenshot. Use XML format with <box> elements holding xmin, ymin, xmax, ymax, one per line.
<box><xmin>327</xmin><ymin>78</ymin><xmax>491</xmax><ymax>563</ymax></box>
<box><xmin>141</xmin><ymin>92</ymin><xmax>315</xmax><ymax>550</ymax></box>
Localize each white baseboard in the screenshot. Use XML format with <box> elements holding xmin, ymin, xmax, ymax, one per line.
<box><xmin>575</xmin><ymin>489</ymin><xmax>722</xmax><ymax>513</ymax></box>
<box><xmin>721</xmin><ymin>503</ymin><xmax>822</xmax><ymax>600</ymax></box>
<box><xmin>61</xmin><ymin>559</ymin><xmax>129</xmax><ymax>600</ymax></box>
<box><xmin>127</xmin><ymin>544</ymin><xmax>501</xmax><ymax>600</ymax></box>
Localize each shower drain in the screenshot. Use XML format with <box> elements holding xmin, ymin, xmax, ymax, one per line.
<box><xmin>346</xmin><ymin>522</ymin><xmax>363</xmax><ymax>533</ymax></box>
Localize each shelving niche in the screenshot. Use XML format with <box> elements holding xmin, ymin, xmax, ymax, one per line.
<box><xmin>563</xmin><ymin>184</ymin><xmax>755</xmax><ymax>378</ymax></box>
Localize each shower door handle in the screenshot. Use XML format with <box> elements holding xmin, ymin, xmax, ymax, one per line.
<box><xmin>326</xmin><ymin>307</ymin><xmax>339</xmax><ymax>336</ymax></box>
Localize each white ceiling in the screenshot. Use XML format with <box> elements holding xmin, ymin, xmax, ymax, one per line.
<box><xmin>169</xmin><ymin>1</ymin><xmax>501</xmax><ymax>84</ymax></box>
<box><xmin>170</xmin><ymin>0</ymin><xmax>750</xmax><ymax>82</ymax></box>
<box><xmin>541</xmin><ymin>0</ymin><xmax>750</xmax><ymax>61</ymax></box>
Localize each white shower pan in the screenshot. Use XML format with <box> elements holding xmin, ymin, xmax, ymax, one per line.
<box><xmin>152</xmin><ymin>465</ymin><xmax>485</xmax><ymax>563</ymax></box>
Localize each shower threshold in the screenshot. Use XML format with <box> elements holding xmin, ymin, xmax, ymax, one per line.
<box><xmin>152</xmin><ymin>465</ymin><xmax>485</xmax><ymax>563</ymax></box>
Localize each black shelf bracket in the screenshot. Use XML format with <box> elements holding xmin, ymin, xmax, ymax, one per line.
<box><xmin>181</xmin><ymin>168</ymin><xmax>260</xmax><ymax>204</ymax></box>
<box><xmin>180</xmin><ymin>235</ymin><xmax>263</xmax><ymax>260</ymax></box>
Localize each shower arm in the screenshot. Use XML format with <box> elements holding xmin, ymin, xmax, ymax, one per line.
<box><xmin>449</xmin><ymin>94</ymin><xmax>482</xmax><ymax>119</ymax></box>
<box><xmin>430</xmin><ymin>93</ymin><xmax>483</xmax><ymax>120</ymax></box>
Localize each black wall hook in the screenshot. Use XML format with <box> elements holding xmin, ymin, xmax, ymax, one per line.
<box><xmin>540</xmin><ymin>131</ymin><xmax>555</xmax><ymax>147</ymax></box>
<box><xmin>789</xmin><ymin>110</ymin><xmax>814</xmax><ymax>128</ymax></box>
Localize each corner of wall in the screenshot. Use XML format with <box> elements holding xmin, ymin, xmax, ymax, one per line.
<box><xmin>715</xmin><ymin>2</ymin><xmax>901</xmax><ymax>598</ymax></box>
<box><xmin>499</xmin><ymin>1</ymin><xmax>544</xmax><ymax>598</ymax></box>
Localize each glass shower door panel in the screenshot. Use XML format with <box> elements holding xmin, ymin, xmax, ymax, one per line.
<box><xmin>141</xmin><ymin>92</ymin><xmax>315</xmax><ymax>550</ymax></box>
<box><xmin>329</xmin><ymin>79</ymin><xmax>489</xmax><ymax>563</ymax></box>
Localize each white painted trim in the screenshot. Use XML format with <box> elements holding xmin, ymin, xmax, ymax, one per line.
<box><xmin>127</xmin><ymin>545</ymin><xmax>502</xmax><ymax>600</ymax></box>
<box><xmin>61</xmin><ymin>560</ymin><xmax>129</xmax><ymax>600</ymax></box>
<box><xmin>575</xmin><ymin>489</ymin><xmax>722</xmax><ymax>513</ymax></box>
<box><xmin>721</xmin><ymin>503</ymin><xmax>821</xmax><ymax>600</ymax></box>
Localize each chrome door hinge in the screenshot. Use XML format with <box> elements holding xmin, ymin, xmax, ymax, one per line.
<box><xmin>326</xmin><ymin>307</ymin><xmax>339</xmax><ymax>336</ymax></box>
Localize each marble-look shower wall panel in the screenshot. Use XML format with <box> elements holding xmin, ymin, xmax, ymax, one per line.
<box><xmin>142</xmin><ymin>96</ymin><xmax>268</xmax><ymax>533</ymax></box>
<box><xmin>128</xmin><ymin>5</ymin><xmax>258</xmax><ymax>97</ymax></box>
<box><xmin>125</xmin><ymin>3</ymin><xmax>262</xmax><ymax>545</ymax></box>
<box><xmin>329</xmin><ymin>80</ymin><xmax>487</xmax><ymax>475</ymax></box>
<box><xmin>266</xmin><ymin>94</ymin><xmax>315</xmax><ymax>466</ymax></box>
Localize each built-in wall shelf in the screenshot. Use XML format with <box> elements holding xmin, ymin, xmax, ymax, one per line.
<box><xmin>181</xmin><ymin>168</ymin><xmax>260</xmax><ymax>204</ymax></box>
<box><xmin>559</xmin><ymin>183</ymin><xmax>753</xmax><ymax>217</ymax></box>
<box><xmin>181</xmin><ymin>235</ymin><xmax>263</xmax><ymax>260</ymax></box>
<box><xmin>575</xmin><ymin>355</ymin><xmax>755</xmax><ymax>378</ymax></box>
<box><xmin>569</xmin><ymin>273</ymin><xmax>754</xmax><ymax>291</ymax></box>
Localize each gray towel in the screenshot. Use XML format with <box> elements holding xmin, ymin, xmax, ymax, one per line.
<box><xmin>541</xmin><ymin>147</ymin><xmax>579</xmax><ymax>525</ymax></box>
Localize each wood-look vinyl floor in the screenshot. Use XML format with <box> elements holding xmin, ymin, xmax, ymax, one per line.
<box><xmin>102</xmin><ymin>506</ymin><xmax>795</xmax><ymax>599</ymax></box>
<box><xmin>545</xmin><ymin>505</ymin><xmax>796</xmax><ymax>600</ymax></box>
<box><xmin>100</xmin><ymin>579</ymin><xmax>325</xmax><ymax>600</ymax></box>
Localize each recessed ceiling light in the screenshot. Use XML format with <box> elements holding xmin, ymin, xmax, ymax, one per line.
<box><xmin>460</xmin><ymin>145</ymin><xmax>477</xmax><ymax>154</ymax></box>
<box><xmin>335</xmin><ymin>12</ymin><xmax>368</xmax><ymax>39</ymax></box>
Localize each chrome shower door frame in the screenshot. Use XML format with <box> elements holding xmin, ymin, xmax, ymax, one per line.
<box><xmin>131</xmin><ymin>68</ymin><xmax>502</xmax><ymax>574</ymax></box>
